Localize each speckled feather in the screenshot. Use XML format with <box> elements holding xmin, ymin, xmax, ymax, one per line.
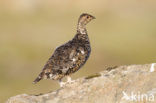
<box><xmin>33</xmin><ymin>13</ymin><xmax>95</xmax><ymax>83</ymax></box>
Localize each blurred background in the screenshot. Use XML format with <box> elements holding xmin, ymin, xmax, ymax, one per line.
<box><xmin>0</xmin><ymin>0</ymin><xmax>156</xmax><ymax>102</ymax></box>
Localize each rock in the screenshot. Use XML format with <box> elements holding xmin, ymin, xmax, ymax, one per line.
<box><xmin>6</xmin><ymin>63</ymin><xmax>156</xmax><ymax>103</ymax></box>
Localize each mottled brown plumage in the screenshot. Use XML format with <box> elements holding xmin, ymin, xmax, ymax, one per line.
<box><xmin>33</xmin><ymin>13</ymin><xmax>95</xmax><ymax>86</ymax></box>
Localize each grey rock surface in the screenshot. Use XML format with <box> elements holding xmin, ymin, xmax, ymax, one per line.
<box><xmin>6</xmin><ymin>63</ymin><xmax>156</xmax><ymax>103</ymax></box>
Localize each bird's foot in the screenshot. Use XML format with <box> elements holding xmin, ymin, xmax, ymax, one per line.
<box><xmin>58</xmin><ymin>76</ymin><xmax>75</xmax><ymax>87</ymax></box>
<box><xmin>66</xmin><ymin>76</ymin><xmax>75</xmax><ymax>83</ymax></box>
<box><xmin>58</xmin><ymin>80</ymin><xmax>66</xmax><ymax>87</ymax></box>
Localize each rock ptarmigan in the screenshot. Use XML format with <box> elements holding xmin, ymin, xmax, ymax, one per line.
<box><xmin>33</xmin><ymin>13</ymin><xmax>95</xmax><ymax>87</ymax></box>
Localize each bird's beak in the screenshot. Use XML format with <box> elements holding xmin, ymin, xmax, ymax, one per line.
<box><xmin>92</xmin><ymin>16</ymin><xmax>96</xmax><ymax>19</ymax></box>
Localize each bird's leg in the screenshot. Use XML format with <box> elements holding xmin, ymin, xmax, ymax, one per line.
<box><xmin>67</xmin><ymin>76</ymin><xmax>72</xmax><ymax>82</ymax></box>
<box><xmin>58</xmin><ymin>79</ymin><xmax>66</xmax><ymax>87</ymax></box>
<box><xmin>66</xmin><ymin>76</ymin><xmax>75</xmax><ymax>83</ymax></box>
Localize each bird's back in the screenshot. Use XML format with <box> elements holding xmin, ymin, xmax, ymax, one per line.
<box><xmin>33</xmin><ymin>13</ymin><xmax>95</xmax><ymax>84</ymax></box>
<box><xmin>33</xmin><ymin>33</ymin><xmax>91</xmax><ymax>83</ymax></box>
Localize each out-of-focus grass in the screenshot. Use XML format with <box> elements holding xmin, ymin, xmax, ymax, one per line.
<box><xmin>0</xmin><ymin>0</ymin><xmax>156</xmax><ymax>102</ymax></box>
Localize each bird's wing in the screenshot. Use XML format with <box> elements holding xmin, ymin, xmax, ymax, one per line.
<box><xmin>47</xmin><ymin>40</ymin><xmax>86</xmax><ymax>73</ymax></box>
<box><xmin>50</xmin><ymin>41</ymin><xmax>78</xmax><ymax>71</ymax></box>
<box><xmin>33</xmin><ymin>40</ymin><xmax>87</xmax><ymax>82</ymax></box>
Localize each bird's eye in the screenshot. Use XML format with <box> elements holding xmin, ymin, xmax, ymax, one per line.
<box><xmin>86</xmin><ymin>16</ymin><xmax>89</xmax><ymax>19</ymax></box>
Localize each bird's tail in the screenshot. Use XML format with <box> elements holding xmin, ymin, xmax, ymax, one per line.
<box><xmin>33</xmin><ymin>72</ymin><xmax>44</xmax><ymax>84</ymax></box>
<box><xmin>33</xmin><ymin>76</ymin><xmax>41</xmax><ymax>84</ymax></box>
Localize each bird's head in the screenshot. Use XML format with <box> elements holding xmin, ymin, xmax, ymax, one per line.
<box><xmin>78</xmin><ymin>13</ymin><xmax>95</xmax><ymax>25</ymax></box>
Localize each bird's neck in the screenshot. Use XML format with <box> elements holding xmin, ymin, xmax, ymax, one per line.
<box><xmin>73</xmin><ymin>23</ymin><xmax>89</xmax><ymax>42</ymax></box>
<box><xmin>77</xmin><ymin>22</ymin><xmax>87</xmax><ymax>35</ymax></box>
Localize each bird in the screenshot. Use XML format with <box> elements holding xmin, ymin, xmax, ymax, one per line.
<box><xmin>33</xmin><ymin>13</ymin><xmax>95</xmax><ymax>87</ymax></box>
